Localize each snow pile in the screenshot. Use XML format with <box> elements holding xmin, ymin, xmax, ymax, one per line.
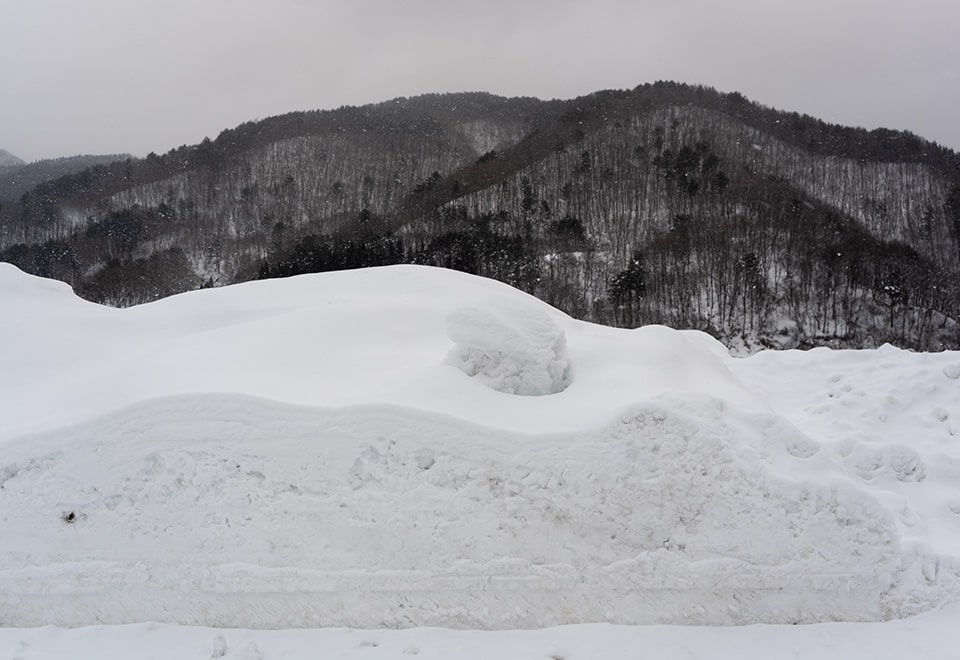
<box><xmin>0</xmin><ymin>263</ymin><xmax>959</xmax><ymax>630</ymax></box>
<box><xmin>445</xmin><ymin>303</ymin><xmax>570</xmax><ymax>395</ymax></box>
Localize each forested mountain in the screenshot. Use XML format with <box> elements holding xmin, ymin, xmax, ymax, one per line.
<box><xmin>0</xmin><ymin>153</ymin><xmax>132</xmax><ymax>201</ymax></box>
<box><xmin>1</xmin><ymin>83</ymin><xmax>958</xmax><ymax>350</ymax></box>
<box><xmin>0</xmin><ymin>149</ymin><xmax>26</xmax><ymax>167</ymax></box>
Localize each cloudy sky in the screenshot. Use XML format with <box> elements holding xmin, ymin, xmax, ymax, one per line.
<box><xmin>3</xmin><ymin>0</ymin><xmax>958</xmax><ymax>162</ymax></box>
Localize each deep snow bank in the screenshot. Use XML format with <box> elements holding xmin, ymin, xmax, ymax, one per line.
<box><xmin>0</xmin><ymin>395</ymin><xmax>899</xmax><ymax>627</ymax></box>
<box><xmin>1</xmin><ymin>263</ymin><xmax>958</xmax><ymax>628</ymax></box>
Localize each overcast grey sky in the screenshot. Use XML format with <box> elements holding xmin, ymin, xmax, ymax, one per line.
<box><xmin>3</xmin><ymin>0</ymin><xmax>958</xmax><ymax>162</ymax></box>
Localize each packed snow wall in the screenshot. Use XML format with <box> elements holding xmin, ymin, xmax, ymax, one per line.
<box><xmin>0</xmin><ymin>394</ymin><xmax>905</xmax><ymax>628</ymax></box>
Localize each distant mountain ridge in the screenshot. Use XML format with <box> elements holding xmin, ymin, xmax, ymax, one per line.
<box><xmin>0</xmin><ymin>149</ymin><xmax>26</xmax><ymax>167</ymax></box>
<box><xmin>1</xmin><ymin>82</ymin><xmax>957</xmax><ymax>350</ymax></box>
<box><xmin>0</xmin><ymin>153</ymin><xmax>133</xmax><ymax>201</ymax></box>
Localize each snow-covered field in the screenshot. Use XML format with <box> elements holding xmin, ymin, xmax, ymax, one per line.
<box><xmin>1</xmin><ymin>263</ymin><xmax>958</xmax><ymax>658</ymax></box>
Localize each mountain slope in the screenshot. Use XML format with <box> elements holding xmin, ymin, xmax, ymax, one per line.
<box><xmin>411</xmin><ymin>100</ymin><xmax>958</xmax><ymax>349</ymax></box>
<box><xmin>0</xmin><ymin>148</ymin><xmax>26</xmax><ymax>167</ymax></box>
<box><xmin>0</xmin><ymin>83</ymin><xmax>957</xmax><ymax>350</ymax></box>
<box><xmin>0</xmin><ymin>152</ymin><xmax>134</xmax><ymax>201</ymax></box>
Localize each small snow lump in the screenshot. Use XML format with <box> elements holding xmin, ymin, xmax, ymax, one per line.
<box><xmin>445</xmin><ymin>304</ymin><xmax>571</xmax><ymax>396</ymax></box>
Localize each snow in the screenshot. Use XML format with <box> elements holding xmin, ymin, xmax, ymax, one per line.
<box><xmin>445</xmin><ymin>303</ymin><xmax>571</xmax><ymax>395</ymax></box>
<box><xmin>4</xmin><ymin>607</ymin><xmax>960</xmax><ymax>660</ymax></box>
<box><xmin>0</xmin><ymin>262</ymin><xmax>755</xmax><ymax>441</ymax></box>
<box><xmin>1</xmin><ymin>262</ymin><xmax>959</xmax><ymax>657</ymax></box>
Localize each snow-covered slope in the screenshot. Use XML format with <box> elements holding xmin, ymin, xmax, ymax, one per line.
<box><xmin>1</xmin><ymin>263</ymin><xmax>959</xmax><ymax>632</ymax></box>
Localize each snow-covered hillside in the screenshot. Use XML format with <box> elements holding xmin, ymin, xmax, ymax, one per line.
<box><xmin>1</xmin><ymin>263</ymin><xmax>959</xmax><ymax>656</ymax></box>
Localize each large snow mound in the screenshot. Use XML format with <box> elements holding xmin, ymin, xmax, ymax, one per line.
<box><xmin>1</xmin><ymin>263</ymin><xmax>958</xmax><ymax>628</ymax></box>
<box><xmin>0</xmin><ymin>263</ymin><xmax>752</xmax><ymax>442</ymax></box>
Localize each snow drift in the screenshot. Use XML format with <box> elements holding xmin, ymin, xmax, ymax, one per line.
<box><xmin>0</xmin><ymin>263</ymin><xmax>958</xmax><ymax>628</ymax></box>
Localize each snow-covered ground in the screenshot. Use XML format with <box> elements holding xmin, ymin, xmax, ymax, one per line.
<box><xmin>1</xmin><ymin>263</ymin><xmax>958</xmax><ymax>657</ymax></box>
<box><xmin>4</xmin><ymin>607</ymin><xmax>960</xmax><ymax>660</ymax></box>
